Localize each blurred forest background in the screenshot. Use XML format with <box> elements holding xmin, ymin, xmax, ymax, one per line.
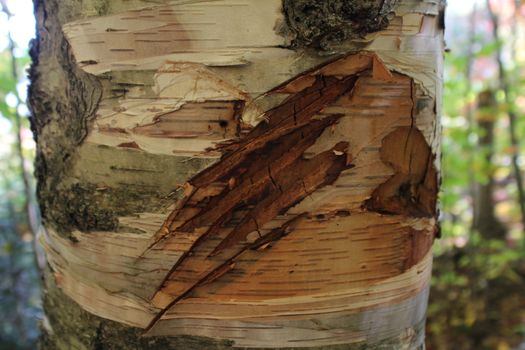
<box><xmin>0</xmin><ymin>0</ymin><xmax>524</xmax><ymax>349</ymax></box>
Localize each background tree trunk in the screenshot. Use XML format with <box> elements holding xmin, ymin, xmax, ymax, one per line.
<box><xmin>29</xmin><ymin>0</ymin><xmax>444</xmax><ymax>348</ymax></box>
<box><xmin>472</xmin><ymin>90</ymin><xmax>506</xmax><ymax>240</ymax></box>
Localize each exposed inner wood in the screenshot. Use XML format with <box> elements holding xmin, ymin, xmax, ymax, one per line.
<box><xmin>364</xmin><ymin>126</ymin><xmax>438</xmax><ymax>217</ymax></box>
<box><xmin>145</xmin><ymin>73</ymin><xmax>361</xmax><ymax>319</ymax></box>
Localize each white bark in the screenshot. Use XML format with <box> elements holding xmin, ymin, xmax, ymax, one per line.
<box><xmin>31</xmin><ymin>0</ymin><xmax>444</xmax><ymax>348</ymax></box>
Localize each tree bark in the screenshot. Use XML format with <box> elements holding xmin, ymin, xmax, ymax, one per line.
<box><xmin>29</xmin><ymin>0</ymin><xmax>444</xmax><ymax>348</ymax></box>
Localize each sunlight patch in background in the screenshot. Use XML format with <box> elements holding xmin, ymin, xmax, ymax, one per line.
<box><xmin>0</xmin><ymin>0</ymin><xmax>34</xmax><ymax>52</ymax></box>
<box><xmin>0</xmin><ymin>0</ymin><xmax>34</xmax><ymax>157</ymax></box>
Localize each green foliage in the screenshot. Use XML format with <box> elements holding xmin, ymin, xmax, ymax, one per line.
<box><xmin>0</xmin><ymin>34</ymin><xmax>41</xmax><ymax>350</ymax></box>
<box><xmin>476</xmin><ymin>39</ymin><xmax>502</xmax><ymax>58</ymax></box>
<box><xmin>0</xmin><ymin>141</ymin><xmax>41</xmax><ymax>349</ymax></box>
<box><xmin>427</xmin><ymin>240</ymin><xmax>524</xmax><ymax>350</ymax></box>
<box><xmin>429</xmin><ymin>3</ymin><xmax>525</xmax><ymax>349</ymax></box>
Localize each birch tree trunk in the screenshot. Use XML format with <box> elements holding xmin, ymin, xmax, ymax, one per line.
<box><xmin>29</xmin><ymin>0</ymin><xmax>444</xmax><ymax>348</ymax></box>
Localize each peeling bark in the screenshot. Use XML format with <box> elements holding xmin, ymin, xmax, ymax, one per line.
<box><xmin>31</xmin><ymin>0</ymin><xmax>444</xmax><ymax>348</ymax></box>
<box><xmin>364</xmin><ymin>127</ymin><xmax>438</xmax><ymax>218</ymax></box>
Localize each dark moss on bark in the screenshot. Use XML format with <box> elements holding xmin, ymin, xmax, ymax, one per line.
<box><xmin>93</xmin><ymin>0</ymin><xmax>110</xmax><ymax>16</ymax></box>
<box><xmin>60</xmin><ymin>183</ymin><xmax>119</xmax><ymax>232</ymax></box>
<box><xmin>28</xmin><ymin>0</ymin><xmax>103</xmax><ymax>234</ymax></box>
<box><xmin>282</xmin><ymin>0</ymin><xmax>397</xmax><ymax>49</ymax></box>
<box><xmin>52</xmin><ymin>182</ymin><xmax>179</xmax><ymax>233</ymax></box>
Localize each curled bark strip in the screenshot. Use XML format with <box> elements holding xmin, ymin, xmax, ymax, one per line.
<box><xmin>364</xmin><ymin>127</ymin><xmax>438</xmax><ymax>218</ymax></box>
